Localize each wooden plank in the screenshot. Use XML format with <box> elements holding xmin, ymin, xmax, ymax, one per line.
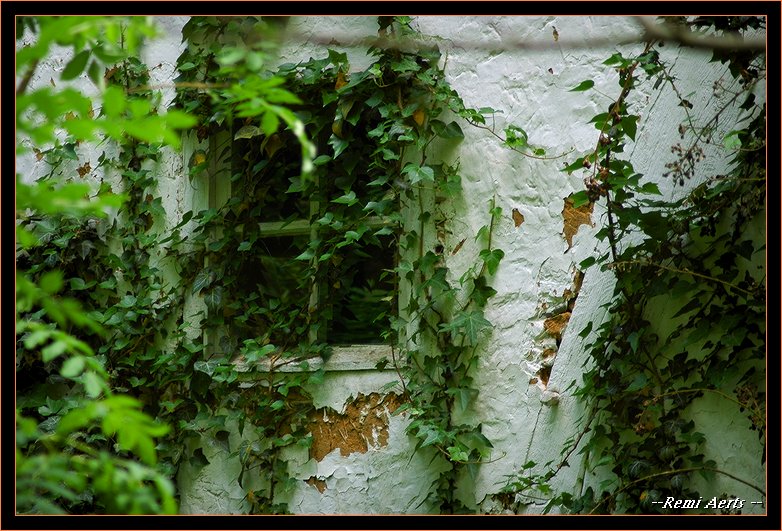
<box><xmin>257</xmin><ymin>216</ymin><xmax>397</xmax><ymax>238</ymax></box>
<box><xmin>258</xmin><ymin>219</ymin><xmax>311</xmax><ymax>237</ymax></box>
<box><xmin>233</xmin><ymin>344</ymin><xmax>401</xmax><ymax>375</ymax></box>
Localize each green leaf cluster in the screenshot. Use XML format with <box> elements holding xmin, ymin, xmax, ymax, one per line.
<box><xmin>502</xmin><ymin>16</ymin><xmax>766</xmax><ymax>515</ymax></box>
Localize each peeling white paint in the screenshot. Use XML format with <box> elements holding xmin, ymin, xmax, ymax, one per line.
<box><xmin>22</xmin><ymin>15</ymin><xmax>765</xmax><ymax>515</ymax></box>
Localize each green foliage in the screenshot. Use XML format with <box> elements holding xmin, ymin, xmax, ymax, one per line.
<box><xmin>499</xmin><ymin>16</ymin><xmax>766</xmax><ymax>514</ymax></box>
<box><xmin>168</xmin><ymin>15</ymin><xmax>519</xmax><ymax>514</ymax></box>
<box><xmin>16</xmin><ymin>16</ymin><xmax>186</xmax><ymax>514</ymax></box>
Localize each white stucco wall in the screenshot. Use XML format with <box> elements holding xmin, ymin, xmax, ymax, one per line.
<box><xmin>18</xmin><ymin>15</ymin><xmax>765</xmax><ymax>515</ymax></box>
<box><xmin>175</xmin><ymin>15</ymin><xmax>765</xmax><ymax>514</ymax></box>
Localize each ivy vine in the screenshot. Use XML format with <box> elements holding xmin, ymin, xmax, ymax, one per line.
<box><xmin>166</xmin><ymin>15</ymin><xmax>540</xmax><ymax>513</ymax></box>
<box><xmin>496</xmin><ymin>15</ymin><xmax>766</xmax><ymax>514</ymax></box>
<box><xmin>17</xmin><ymin>14</ymin><xmax>760</xmax><ymax>517</ymax></box>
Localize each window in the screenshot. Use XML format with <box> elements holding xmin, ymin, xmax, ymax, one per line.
<box><xmin>227</xmin><ymin>130</ymin><xmax>398</xmax><ymax>348</ymax></box>
<box><xmin>192</xmin><ymin>60</ymin><xmax>408</xmax><ymax>372</ymax></box>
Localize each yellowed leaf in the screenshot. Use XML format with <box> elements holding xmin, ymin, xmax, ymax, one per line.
<box><xmin>331</xmin><ymin>119</ymin><xmax>343</xmax><ymax>138</ymax></box>
<box><xmin>335</xmin><ymin>71</ymin><xmax>348</xmax><ymax>90</ymax></box>
<box><xmin>412</xmin><ymin>108</ymin><xmax>425</xmax><ymax>126</ymax></box>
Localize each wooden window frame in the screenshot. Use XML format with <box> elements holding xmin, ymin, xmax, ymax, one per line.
<box><xmin>194</xmin><ymin>131</ymin><xmax>401</xmax><ymax>373</ymax></box>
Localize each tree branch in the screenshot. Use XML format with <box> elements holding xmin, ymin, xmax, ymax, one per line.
<box><xmin>284</xmin><ymin>17</ymin><xmax>765</xmax><ymax>56</ymax></box>
<box><xmin>634</xmin><ymin>16</ymin><xmax>766</xmax><ymax>53</ymax></box>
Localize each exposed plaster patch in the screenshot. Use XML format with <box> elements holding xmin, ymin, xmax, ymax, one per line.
<box><xmin>562</xmin><ymin>196</ymin><xmax>594</xmax><ymax>249</ymax></box>
<box><xmin>562</xmin><ymin>269</ymin><xmax>584</xmax><ymax>307</ymax></box>
<box><xmin>308</xmin><ymin>392</ymin><xmax>404</xmax><ymax>462</ymax></box>
<box><xmin>305</xmin><ymin>477</ymin><xmax>327</xmax><ymax>493</ymax></box>
<box><xmin>541</xmin><ymin>268</ymin><xmax>584</xmax><ymax>344</ymax></box>
<box><xmin>543</xmin><ymin>312</ymin><xmax>571</xmax><ymax>342</ymax></box>
<box><xmin>512</xmin><ymin>208</ymin><xmax>525</xmax><ymax>228</ymax></box>
<box><xmin>535</xmin><ymin>268</ymin><xmax>584</xmax><ymax>390</ymax></box>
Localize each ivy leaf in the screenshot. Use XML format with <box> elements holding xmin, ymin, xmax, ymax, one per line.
<box><xmin>431</xmin><ymin>120</ymin><xmax>464</xmax><ymax>139</ymax></box>
<box><xmin>447</xmin><ymin>445</ymin><xmax>470</xmax><ymax>463</ymax></box>
<box><xmin>295</xmin><ymin>248</ymin><xmax>315</xmax><ymax>261</ymax></box>
<box><xmin>452</xmin><ymin>388</ymin><xmax>476</xmax><ymax>415</ymax></box>
<box><xmin>479</xmin><ymin>248</ymin><xmax>505</xmax><ymax>276</ymax></box>
<box><xmin>446</xmin><ymin>310</ymin><xmax>492</xmax><ymax>344</ymax></box>
<box><xmin>61</xmin><ymin>50</ymin><xmax>90</xmax><ymax>80</ymax></box>
<box><xmin>332</xmin><ymin>190</ymin><xmax>357</xmax><ymax>205</ymax></box>
<box><xmin>627</xmin><ymin>330</ymin><xmax>641</xmax><ymax>353</ymax></box>
<box><xmin>118</xmin><ymin>294</ymin><xmax>137</xmax><ymax>308</ymax></box>
<box><xmin>312</xmin><ymin>154</ymin><xmax>332</xmax><ymax>166</ymax></box>
<box><xmin>458</xmin><ymin>428</ymin><xmax>494</xmax><ymax>453</ymax></box>
<box><xmin>626</xmin><ymin>373</ymin><xmax>648</xmax><ymax>393</ymax></box>
<box><xmin>243</xmin><ymin>344</ymin><xmax>277</xmax><ymax>363</ymax></box>
<box><xmin>419</xmin><ymin>425</ymin><xmax>444</xmax><ymax>447</ymax></box>
<box><xmin>234</xmin><ymin>125</ymin><xmax>262</xmax><ymax>140</ymax></box>
<box><xmin>471</xmin><ymin>276</ymin><xmax>497</xmax><ymax>306</ymax></box>
<box><xmin>402</xmin><ymin>163</ymin><xmax>435</xmax><ymax>185</ymax></box>
<box><xmin>621</xmin><ymin>115</ymin><xmax>639</xmax><ymax>141</ymax></box>
<box><xmin>329</xmin><ymin>135</ymin><xmax>350</xmax><ymax>158</ymax></box>
<box><xmin>192</xmin><ymin>269</ymin><xmax>212</xmax><ymax>294</ymax></box>
<box><xmin>204</xmin><ymin>286</ymin><xmax>223</xmax><ymax>310</ymax></box>
<box><xmin>194</xmin><ymin>360</ymin><xmax>221</xmax><ymax>376</ymax></box>
<box><xmin>569</xmin><ymin>79</ymin><xmax>595</xmax><ymax>92</ymax></box>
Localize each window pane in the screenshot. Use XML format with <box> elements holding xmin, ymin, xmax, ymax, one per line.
<box><xmin>327</xmin><ymin>234</ymin><xmax>396</xmax><ymax>345</ymax></box>
<box><xmin>227</xmin><ymin>235</ymin><xmax>311</xmax><ymax>347</ymax></box>
<box><xmin>231</xmin><ymin>135</ymin><xmax>310</xmax><ymax>222</ymax></box>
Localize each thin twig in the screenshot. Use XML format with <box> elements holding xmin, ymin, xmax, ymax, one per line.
<box><xmin>607</xmin><ymin>259</ymin><xmax>758</xmax><ymax>298</ymax></box>
<box><xmin>16</xmin><ymin>59</ymin><xmax>40</xmax><ymax>97</ymax></box>
<box><xmin>468</xmin><ymin>121</ymin><xmax>574</xmax><ymax>161</ymax></box>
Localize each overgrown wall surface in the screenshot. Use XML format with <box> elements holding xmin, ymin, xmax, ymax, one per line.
<box><xmin>19</xmin><ymin>15</ymin><xmax>764</xmax><ymax>514</ymax></box>
<box><xmin>176</xmin><ymin>15</ymin><xmax>764</xmax><ymax>514</ymax></box>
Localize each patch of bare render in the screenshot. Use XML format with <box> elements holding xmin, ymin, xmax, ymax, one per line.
<box><xmin>562</xmin><ymin>195</ymin><xmax>594</xmax><ymax>250</ymax></box>
<box><xmin>307</xmin><ymin>392</ymin><xmax>404</xmax><ymax>462</ymax></box>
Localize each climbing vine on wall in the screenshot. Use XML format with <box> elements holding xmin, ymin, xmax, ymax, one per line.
<box><xmin>21</xmin><ymin>14</ymin><xmax>743</xmax><ymax>517</ymax></box>
<box><xmin>497</xmin><ymin>16</ymin><xmax>766</xmax><ymax>514</ymax></box>
<box><xmin>18</xmin><ymin>14</ymin><xmax>531</xmax><ymax>515</ymax></box>
<box><xmin>168</xmin><ymin>15</ymin><xmax>534</xmax><ymax>513</ymax></box>
<box><xmin>15</xmin><ymin>16</ymin><xmax>197</xmax><ymax>514</ymax></box>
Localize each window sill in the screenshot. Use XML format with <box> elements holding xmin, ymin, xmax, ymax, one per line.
<box><xmin>233</xmin><ymin>344</ymin><xmax>398</xmax><ymax>374</ymax></box>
